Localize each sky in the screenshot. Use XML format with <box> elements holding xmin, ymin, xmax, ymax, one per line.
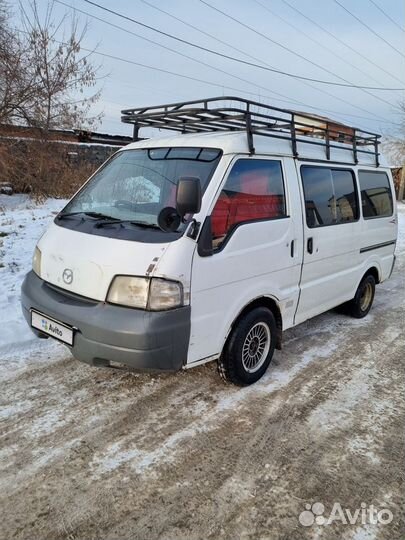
<box><xmin>13</xmin><ymin>0</ymin><xmax>405</xmax><ymax>139</ymax></box>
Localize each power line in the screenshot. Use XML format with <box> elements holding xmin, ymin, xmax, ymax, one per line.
<box><xmin>15</xmin><ymin>25</ymin><xmax>400</xmax><ymax>131</ymax></box>
<box><xmin>57</xmin><ymin>0</ymin><xmax>395</xmax><ymax>124</ymax></box>
<box><xmin>141</xmin><ymin>0</ymin><xmax>397</xmax><ymax>117</ymax></box>
<box><xmin>80</xmin><ymin>0</ymin><xmax>404</xmax><ymax>91</ymax></box>
<box><xmin>53</xmin><ymin>1</ymin><xmax>320</xmax><ymax>113</ymax></box>
<box><xmin>368</xmin><ymin>0</ymin><xmax>405</xmax><ymax>34</ymax></box>
<box><xmin>333</xmin><ymin>0</ymin><xmax>405</xmax><ymax>59</ymax></box>
<box><xmin>142</xmin><ymin>0</ymin><xmax>386</xmax><ymax>93</ymax></box>
<box><xmin>138</xmin><ymin>0</ymin><xmax>319</xmax><ymax>105</ymax></box>
<box><xmin>250</xmin><ymin>0</ymin><xmax>396</xmax><ymax>110</ymax></box>
<box><xmin>280</xmin><ymin>0</ymin><xmax>404</xmax><ymax>86</ymax></box>
<box><xmin>198</xmin><ymin>0</ymin><xmax>403</xmax><ymax>92</ymax></box>
<box><xmin>251</xmin><ymin>0</ymin><xmax>385</xmax><ymax>88</ymax></box>
<box><xmin>196</xmin><ymin>0</ymin><xmax>400</xmax><ymax>120</ymax></box>
<box><xmin>137</xmin><ymin>0</ymin><xmax>397</xmax><ymax>121</ymax></box>
<box><xmin>97</xmin><ymin>55</ymin><xmax>400</xmax><ymax>127</ymax></box>
<box><xmin>139</xmin><ymin>0</ymin><xmax>279</xmax><ymax>74</ymax></box>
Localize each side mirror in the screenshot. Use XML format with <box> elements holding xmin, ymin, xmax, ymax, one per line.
<box><xmin>176</xmin><ymin>177</ymin><xmax>202</xmax><ymax>218</ymax></box>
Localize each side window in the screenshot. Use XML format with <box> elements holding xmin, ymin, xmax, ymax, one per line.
<box><xmin>301</xmin><ymin>167</ymin><xmax>334</xmax><ymax>227</ymax></box>
<box><xmin>332</xmin><ymin>169</ymin><xmax>359</xmax><ymax>223</ymax></box>
<box><xmin>301</xmin><ymin>166</ymin><xmax>358</xmax><ymax>228</ymax></box>
<box><xmin>211</xmin><ymin>159</ymin><xmax>286</xmax><ymax>249</ymax></box>
<box><xmin>359</xmin><ymin>171</ymin><xmax>393</xmax><ymax>219</ymax></box>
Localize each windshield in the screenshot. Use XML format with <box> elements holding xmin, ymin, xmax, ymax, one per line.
<box><xmin>60</xmin><ymin>147</ymin><xmax>221</xmax><ymax>228</ymax></box>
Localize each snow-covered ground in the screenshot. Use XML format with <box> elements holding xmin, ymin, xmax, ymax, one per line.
<box><xmin>0</xmin><ymin>195</ymin><xmax>404</xmax><ymax>540</ymax></box>
<box><xmin>0</xmin><ymin>195</ymin><xmax>67</xmax><ymax>369</ymax></box>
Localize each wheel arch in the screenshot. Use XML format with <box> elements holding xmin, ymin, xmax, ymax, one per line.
<box><xmin>225</xmin><ymin>296</ymin><xmax>283</xmax><ymax>351</ymax></box>
<box><xmin>363</xmin><ymin>265</ymin><xmax>380</xmax><ymax>284</ymax></box>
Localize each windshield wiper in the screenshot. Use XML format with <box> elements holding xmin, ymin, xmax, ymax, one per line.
<box><xmin>95</xmin><ymin>219</ymin><xmax>159</xmax><ymax>229</ymax></box>
<box><xmin>58</xmin><ymin>212</ymin><xmax>160</xmax><ymax>229</ymax></box>
<box><xmin>84</xmin><ymin>211</ymin><xmax>116</xmax><ymax>220</ymax></box>
<box><xmin>58</xmin><ymin>211</ymin><xmax>116</xmax><ymax>221</ymax></box>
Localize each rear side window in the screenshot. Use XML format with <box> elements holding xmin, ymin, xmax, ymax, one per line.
<box><xmin>359</xmin><ymin>170</ymin><xmax>393</xmax><ymax>219</ymax></box>
<box><xmin>301</xmin><ymin>166</ymin><xmax>358</xmax><ymax>228</ymax></box>
<box><xmin>211</xmin><ymin>159</ymin><xmax>286</xmax><ymax>249</ymax></box>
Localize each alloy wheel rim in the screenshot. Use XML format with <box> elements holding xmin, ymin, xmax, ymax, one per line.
<box><xmin>242</xmin><ymin>322</ymin><xmax>271</xmax><ymax>373</ymax></box>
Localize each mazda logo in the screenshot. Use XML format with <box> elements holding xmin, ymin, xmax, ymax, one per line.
<box><xmin>62</xmin><ymin>268</ymin><xmax>73</xmax><ymax>285</ymax></box>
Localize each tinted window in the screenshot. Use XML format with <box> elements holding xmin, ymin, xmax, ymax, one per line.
<box><xmin>211</xmin><ymin>159</ymin><xmax>286</xmax><ymax>249</ymax></box>
<box><xmin>333</xmin><ymin>169</ymin><xmax>359</xmax><ymax>223</ymax></box>
<box><xmin>301</xmin><ymin>167</ymin><xmax>334</xmax><ymax>227</ymax></box>
<box><xmin>301</xmin><ymin>166</ymin><xmax>358</xmax><ymax>228</ymax></box>
<box><xmin>359</xmin><ymin>171</ymin><xmax>393</xmax><ymax>218</ymax></box>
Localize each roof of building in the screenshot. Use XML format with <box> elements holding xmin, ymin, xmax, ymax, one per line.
<box><xmin>0</xmin><ymin>124</ymin><xmax>132</xmax><ymax>147</ymax></box>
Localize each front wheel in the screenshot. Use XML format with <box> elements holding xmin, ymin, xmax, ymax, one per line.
<box><xmin>346</xmin><ymin>274</ymin><xmax>376</xmax><ymax>318</ymax></box>
<box><xmin>218</xmin><ymin>307</ymin><xmax>276</xmax><ymax>386</ymax></box>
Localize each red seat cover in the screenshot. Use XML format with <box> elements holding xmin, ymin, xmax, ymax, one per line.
<box><xmin>211</xmin><ymin>171</ymin><xmax>282</xmax><ymax>239</ymax></box>
<box><xmin>228</xmin><ymin>172</ymin><xmax>280</xmax><ymax>226</ymax></box>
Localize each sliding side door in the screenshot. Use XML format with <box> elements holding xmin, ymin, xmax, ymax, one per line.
<box><xmin>295</xmin><ymin>164</ymin><xmax>361</xmax><ymax>324</ymax></box>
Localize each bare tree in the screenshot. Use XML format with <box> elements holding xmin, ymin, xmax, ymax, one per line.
<box><xmin>19</xmin><ymin>0</ymin><xmax>102</xmax><ymax>132</ymax></box>
<box><xmin>0</xmin><ymin>1</ymin><xmax>38</xmax><ymax>124</ymax></box>
<box><xmin>1</xmin><ymin>0</ymin><xmax>102</xmax><ymax>130</ymax></box>
<box><xmin>0</xmin><ymin>1</ymin><xmax>103</xmax><ymax>197</ymax></box>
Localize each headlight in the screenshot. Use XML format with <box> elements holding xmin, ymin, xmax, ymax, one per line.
<box><xmin>107</xmin><ymin>276</ymin><xmax>150</xmax><ymax>309</ymax></box>
<box><xmin>107</xmin><ymin>276</ymin><xmax>183</xmax><ymax>311</ymax></box>
<box><xmin>32</xmin><ymin>246</ymin><xmax>42</xmax><ymax>276</ymax></box>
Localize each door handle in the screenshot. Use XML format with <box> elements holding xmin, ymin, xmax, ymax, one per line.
<box><xmin>290</xmin><ymin>240</ymin><xmax>295</xmax><ymax>258</ymax></box>
<box><xmin>307</xmin><ymin>237</ymin><xmax>313</xmax><ymax>254</ymax></box>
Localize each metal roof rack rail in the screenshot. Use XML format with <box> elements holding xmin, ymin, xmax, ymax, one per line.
<box><xmin>121</xmin><ymin>96</ymin><xmax>381</xmax><ymax>167</ymax></box>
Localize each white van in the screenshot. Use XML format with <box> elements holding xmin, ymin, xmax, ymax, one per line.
<box><xmin>21</xmin><ymin>97</ymin><xmax>397</xmax><ymax>385</ymax></box>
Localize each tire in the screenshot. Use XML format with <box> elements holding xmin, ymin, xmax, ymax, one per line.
<box><xmin>218</xmin><ymin>307</ymin><xmax>277</xmax><ymax>386</ymax></box>
<box><xmin>346</xmin><ymin>274</ymin><xmax>376</xmax><ymax>319</ymax></box>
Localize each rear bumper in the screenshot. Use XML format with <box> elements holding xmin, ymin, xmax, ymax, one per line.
<box><xmin>21</xmin><ymin>271</ymin><xmax>190</xmax><ymax>371</ymax></box>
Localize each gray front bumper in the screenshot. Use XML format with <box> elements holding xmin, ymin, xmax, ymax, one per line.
<box><xmin>21</xmin><ymin>271</ymin><xmax>190</xmax><ymax>371</ymax></box>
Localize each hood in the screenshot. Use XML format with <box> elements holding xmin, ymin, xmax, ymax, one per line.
<box><xmin>38</xmin><ymin>223</ymin><xmax>169</xmax><ymax>301</ymax></box>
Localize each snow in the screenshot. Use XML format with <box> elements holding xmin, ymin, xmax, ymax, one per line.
<box><xmin>0</xmin><ymin>195</ymin><xmax>403</xmax><ymax>540</ymax></box>
<box><xmin>0</xmin><ymin>195</ymin><xmax>67</xmax><ymax>366</ymax></box>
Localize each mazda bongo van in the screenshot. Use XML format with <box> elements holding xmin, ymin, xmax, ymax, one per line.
<box><xmin>21</xmin><ymin>97</ymin><xmax>398</xmax><ymax>385</ymax></box>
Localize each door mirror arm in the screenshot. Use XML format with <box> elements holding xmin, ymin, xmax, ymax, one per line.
<box><xmin>186</xmin><ymin>219</ymin><xmax>200</xmax><ymax>239</ymax></box>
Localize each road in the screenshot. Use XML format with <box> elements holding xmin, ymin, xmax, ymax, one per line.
<box><xmin>1</xmin><ymin>198</ymin><xmax>404</xmax><ymax>540</ymax></box>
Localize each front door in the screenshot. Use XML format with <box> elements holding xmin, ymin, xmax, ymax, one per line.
<box><xmin>187</xmin><ymin>156</ymin><xmax>303</xmax><ymax>365</ymax></box>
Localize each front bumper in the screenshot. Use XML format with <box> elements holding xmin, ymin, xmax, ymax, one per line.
<box><xmin>21</xmin><ymin>271</ymin><xmax>190</xmax><ymax>371</ymax></box>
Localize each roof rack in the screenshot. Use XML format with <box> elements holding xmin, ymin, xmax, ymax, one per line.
<box><xmin>121</xmin><ymin>96</ymin><xmax>381</xmax><ymax>166</ymax></box>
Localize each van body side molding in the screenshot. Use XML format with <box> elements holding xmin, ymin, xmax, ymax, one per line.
<box><xmin>360</xmin><ymin>240</ymin><xmax>396</xmax><ymax>253</ymax></box>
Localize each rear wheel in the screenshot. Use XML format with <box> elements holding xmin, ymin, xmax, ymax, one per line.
<box><xmin>346</xmin><ymin>274</ymin><xmax>376</xmax><ymax>318</ymax></box>
<box><xmin>218</xmin><ymin>307</ymin><xmax>276</xmax><ymax>386</ymax></box>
